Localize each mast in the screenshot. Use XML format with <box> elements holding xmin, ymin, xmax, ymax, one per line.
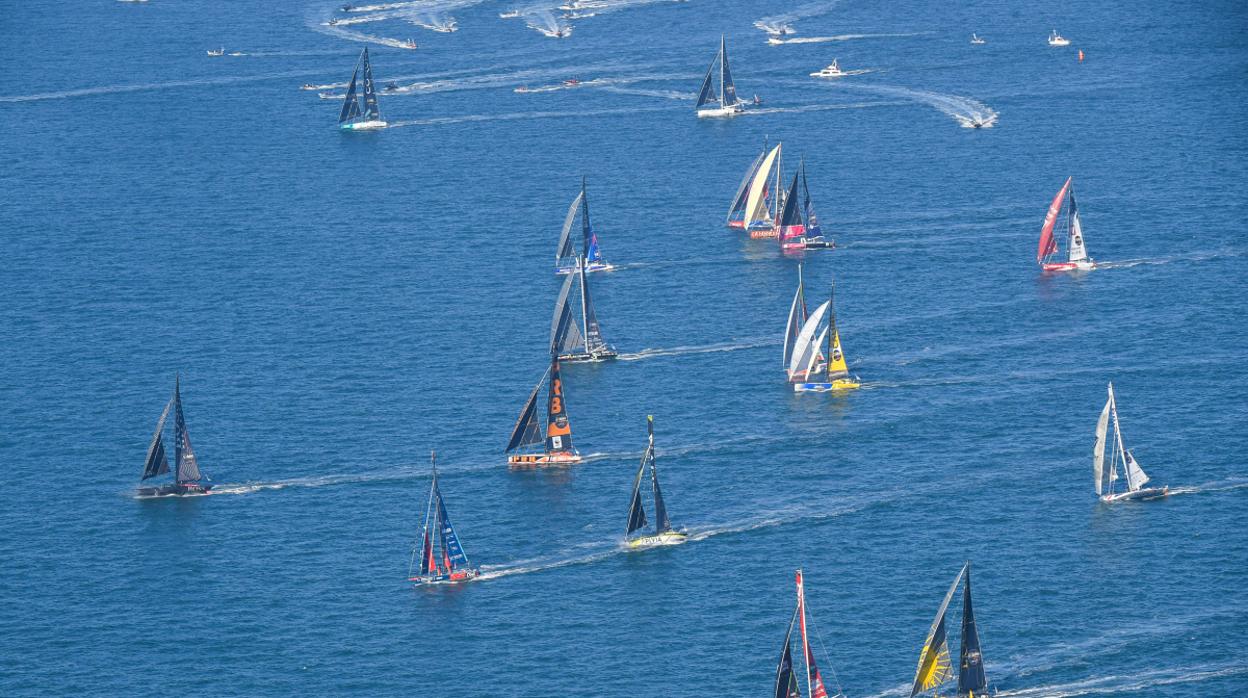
<box><xmin>775</xmin><ymin>607</ymin><xmax>802</xmax><ymax>698</ymax></box>
<box><xmin>361</xmin><ymin>47</ymin><xmax>380</xmax><ymax>121</ymax></box>
<box><xmin>783</xmin><ymin>264</ymin><xmax>808</xmax><ymax>369</ymax></box>
<box><xmin>410</xmin><ymin>451</ymin><xmax>440</xmax><ymax>578</ymax></box>
<box><xmin>544</xmin><ymin>358</ymin><xmax>574</xmax><ymax>455</ymax></box>
<box><xmin>1109</xmin><ymin>383</ymin><xmax>1127</xmax><ymax>496</ymax></box>
<box><xmin>626</xmin><ymin>438</ymin><xmax>649</xmax><ymax>536</ymax></box>
<box><xmin>825</xmin><ymin>284</ymin><xmax>836</xmax><ymax>381</ymax></box>
<box><xmin>957</xmin><ymin>562</ymin><xmax>988</xmax><ymax>697</ymax></box>
<box><xmin>1093</xmin><ymin>384</ymin><xmax>1113</xmax><ymax>496</ymax></box>
<box><xmin>719</xmin><ymin>34</ymin><xmax>726</xmax><ymax>108</ymax></box>
<box><xmin>797</xmin><ymin>569</ymin><xmax>831</xmax><ymax>698</ymax></box>
<box><xmin>648</xmin><ymin>416</ymin><xmax>671</xmax><ymax>534</ymax></box>
<box><xmin>172</xmin><ymin>375</ymin><xmax>203</xmax><ymax>485</ymax></box>
<box><xmin>1037</xmin><ymin>177</ymin><xmax>1072</xmax><ymax>265</ymax></box>
<box><xmin>578</xmin><ymin>256</ymin><xmax>591</xmax><ymax>354</ymax></box>
<box><xmin>580</xmin><ymin>177</ymin><xmax>594</xmax><ymax>262</ymax></box>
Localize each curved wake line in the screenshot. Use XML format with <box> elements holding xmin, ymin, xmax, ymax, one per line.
<box><xmin>0</xmin><ymin>71</ymin><xmax>323</xmax><ymax>103</ymax></box>
<box><xmin>995</xmin><ymin>662</ymin><xmax>1248</xmax><ymax>698</ymax></box>
<box><xmin>829</xmin><ymin>83</ymin><xmax>998</xmax><ymax>128</ymax></box>
<box><xmin>769</xmin><ymin>32</ymin><xmax>931</xmax><ymax>45</ymax></box>
<box><xmin>386</xmin><ymin>104</ymin><xmax>680</xmax><ymax>127</ymax></box>
<box><xmin>618</xmin><ymin>338</ymin><xmax>775</xmax><ymax>361</ymax></box>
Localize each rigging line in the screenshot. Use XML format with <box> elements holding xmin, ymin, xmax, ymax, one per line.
<box><xmin>806</xmin><ymin>601</ymin><xmax>847</xmax><ymax>696</ymax></box>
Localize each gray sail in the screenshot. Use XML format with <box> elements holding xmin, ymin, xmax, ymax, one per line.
<box><xmin>172</xmin><ymin>377</ymin><xmax>204</xmax><ymax>484</ymax></box>
<box><xmin>505</xmin><ymin>368</ymin><xmax>549</xmax><ymax>453</ymax></box>
<box><xmin>626</xmin><ymin>448</ymin><xmax>648</xmax><ymax>535</ymax></box>
<box><xmin>1093</xmin><ymin>388</ymin><xmax>1112</xmax><ymax>495</ymax></box>
<box><xmin>578</xmin><ymin>257</ymin><xmax>610</xmax><ymax>354</ymax></box>
<box><xmin>555</xmin><ymin>192</ymin><xmax>584</xmax><ymax>268</ymax></box>
<box><xmin>649</xmin><ymin>422</ymin><xmax>671</xmax><ymax>534</ymax></box>
<box><xmin>957</xmin><ymin>563</ymin><xmax>988</xmax><ymax>696</ymax></box>
<box><xmin>141</xmin><ymin>398</ymin><xmax>172</xmax><ymax>481</ymax></box>
<box><xmin>550</xmin><ymin>272</ymin><xmax>584</xmax><ymax>355</ymax></box>
<box><xmin>338</xmin><ymin>63</ymin><xmax>362</xmax><ymax>124</ymax></box>
<box><xmin>361</xmin><ymin>47</ymin><xmax>381</xmax><ymax>121</ymax></box>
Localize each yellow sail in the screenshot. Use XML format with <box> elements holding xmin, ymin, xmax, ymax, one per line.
<box><xmin>744</xmin><ymin>144</ymin><xmax>781</xmax><ymax>228</ymax></box>
<box><xmin>827</xmin><ymin>329</ymin><xmax>849</xmax><ymax>378</ymax></box>
<box><xmin>914</xmin><ymin>637</ymin><xmax>952</xmax><ymax>692</ymax></box>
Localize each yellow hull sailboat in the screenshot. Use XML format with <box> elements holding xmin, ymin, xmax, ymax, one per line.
<box><xmin>785</xmin><ymin>268</ymin><xmax>860</xmax><ymax>392</ymax></box>
<box><xmin>625</xmin><ymin>417</ymin><xmax>688</xmax><ymax>549</ymax></box>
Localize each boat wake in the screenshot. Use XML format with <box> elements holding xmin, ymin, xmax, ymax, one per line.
<box><xmin>830</xmin><ymin>83</ymin><xmax>998</xmax><ymax>128</ymax></box>
<box><xmin>385</xmin><ymin>104</ymin><xmax>679</xmax><ymax>128</ymax></box>
<box><xmin>755</xmin><ymin>1</ymin><xmax>840</xmax><ymax>34</ymax></box>
<box><xmin>994</xmin><ymin>662</ymin><xmax>1248</xmax><ymax>698</ymax></box>
<box><xmin>1096</xmin><ymin>248</ymin><xmax>1245</xmax><ymax>269</ymax></box>
<box><xmin>617</xmin><ymin>337</ymin><xmax>775</xmax><ymax>361</ymax></box>
<box><xmin>769</xmin><ymin>32</ymin><xmax>930</xmax><ymax>45</ymax></box>
<box><xmin>0</xmin><ymin>71</ymin><xmax>323</xmax><ymax>103</ymax></box>
<box><xmin>525</xmin><ymin>10</ymin><xmax>572</xmax><ymax>38</ymax></box>
<box><xmin>1167</xmin><ymin>476</ymin><xmax>1248</xmax><ymax>497</ymax></box>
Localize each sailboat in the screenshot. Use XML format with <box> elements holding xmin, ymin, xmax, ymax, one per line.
<box><xmin>744</xmin><ymin>143</ymin><xmax>784</xmax><ymax>238</ymax></box>
<box><xmin>910</xmin><ymin>562</ymin><xmax>991</xmax><ymax>698</ymax></box>
<box><xmin>1037</xmin><ymin>176</ymin><xmax>1094</xmax><ymax>271</ymax></box>
<box><xmin>790</xmin><ymin>280</ymin><xmax>860</xmax><ymax>392</ymax></box>
<box><xmin>773</xmin><ymin>569</ymin><xmax>846</xmax><ymax>698</ymax></box>
<box><xmin>408</xmin><ymin>452</ymin><xmax>480</xmax><ymax>585</ymax></box>
<box><xmin>137</xmin><ymin>375</ymin><xmax>212</xmax><ymax>497</ymax></box>
<box><xmin>695</xmin><ymin>34</ymin><xmax>746</xmax><ymax>118</ymax></box>
<box><xmin>550</xmin><ymin>255</ymin><xmax>618</xmax><ymax>362</ymax></box>
<box><xmin>556</xmin><ymin>178</ymin><xmax>615</xmax><ymax>275</ymax></box>
<box><xmin>777</xmin><ymin>159</ymin><xmax>832</xmax><ymax>250</ymax></box>
<box><xmin>338</xmin><ymin>47</ymin><xmax>387</xmax><ymax>130</ymax></box>
<box><xmin>625</xmin><ymin>416</ymin><xmax>687</xmax><ymax>548</ymax></box>
<box><xmin>506</xmin><ymin>358</ymin><xmax>583</xmax><ymax>466</ymax></box>
<box><xmin>1094</xmin><ymin>383</ymin><xmax>1169</xmax><ymax>502</ymax></box>
<box><xmin>727</xmin><ymin>139</ymin><xmax>776</xmax><ymax>231</ymax></box>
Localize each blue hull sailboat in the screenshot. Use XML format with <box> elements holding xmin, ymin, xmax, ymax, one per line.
<box><xmin>556</xmin><ymin>178</ymin><xmax>615</xmax><ymax>275</ymax></box>
<box><xmin>339</xmin><ymin>47</ymin><xmax>387</xmax><ymax>130</ymax></box>
<box><xmin>137</xmin><ymin>375</ymin><xmax>212</xmax><ymax>497</ymax></box>
<box><xmin>910</xmin><ymin>562</ymin><xmax>992</xmax><ymax>698</ymax></box>
<box><xmin>408</xmin><ymin>453</ymin><xmax>480</xmax><ymax>585</ymax></box>
<box><xmin>625</xmin><ymin>416</ymin><xmax>687</xmax><ymax>548</ymax></box>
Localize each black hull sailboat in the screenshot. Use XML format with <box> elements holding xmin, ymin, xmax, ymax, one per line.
<box><xmin>910</xmin><ymin>562</ymin><xmax>992</xmax><ymax>698</ymax></box>
<box><xmin>550</xmin><ymin>255</ymin><xmax>617</xmax><ymax>362</ymax></box>
<box><xmin>137</xmin><ymin>376</ymin><xmax>212</xmax><ymax>497</ymax></box>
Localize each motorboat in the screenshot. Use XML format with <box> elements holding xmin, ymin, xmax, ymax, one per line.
<box><xmin>499</xmin><ymin>10</ymin><xmax>521</xmax><ymax>18</ymax></box>
<box><xmin>402</xmin><ymin>39</ymin><xmax>417</xmax><ymax>49</ymax></box>
<box><xmin>514</xmin><ymin>85</ymin><xmax>531</xmax><ymax>94</ymax></box>
<box><xmin>971</xmin><ymin>33</ymin><xmax>986</xmax><ymax>44</ymax></box>
<box><xmin>206</xmin><ymin>48</ymin><xmax>224</xmax><ymax>57</ymax></box>
<box><xmin>809</xmin><ymin>59</ymin><xmax>846</xmax><ymax>78</ymax></box>
<box><xmin>383</xmin><ymin>81</ymin><xmax>399</xmax><ymax>92</ymax></box>
<box><xmin>563</xmin><ymin>78</ymin><xmax>581</xmax><ymax>87</ymax></box>
<box><xmin>1048</xmin><ymin>30</ymin><xmax>1071</xmax><ymax>46</ymax></box>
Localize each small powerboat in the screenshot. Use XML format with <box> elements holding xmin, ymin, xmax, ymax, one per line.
<box><xmin>809</xmin><ymin>59</ymin><xmax>847</xmax><ymax>78</ymax></box>
<box><xmin>318</xmin><ymin>92</ymin><xmax>345</xmax><ymax>100</ymax></box>
<box><xmin>432</xmin><ymin>22</ymin><xmax>457</xmax><ymax>33</ymax></box>
<box><xmin>514</xmin><ymin>85</ymin><xmax>531</xmax><ymax>94</ymax></box>
<box><xmin>563</xmin><ymin>78</ymin><xmax>581</xmax><ymax>87</ymax></box>
<box><xmin>341</xmin><ymin>4</ymin><xmax>355</xmax><ymax>11</ymax></box>
<box><xmin>970</xmin><ymin>33</ymin><xmax>986</xmax><ymax>45</ymax></box>
<box><xmin>402</xmin><ymin>39</ymin><xmax>417</xmax><ymax>49</ymax></box>
<box><xmin>300</xmin><ymin>83</ymin><xmax>318</xmax><ymax>90</ymax></box>
<box><xmin>1048</xmin><ymin>30</ymin><xmax>1071</xmax><ymax>46</ymax></box>
<box><xmin>499</xmin><ymin>10</ymin><xmax>521</xmax><ymax>18</ymax></box>
<box><xmin>327</xmin><ymin>18</ymin><xmax>339</xmax><ymax>26</ymax></box>
<box><xmin>206</xmin><ymin>48</ymin><xmax>224</xmax><ymax>57</ymax></box>
<box><xmin>383</xmin><ymin>81</ymin><xmax>399</xmax><ymax>92</ymax></box>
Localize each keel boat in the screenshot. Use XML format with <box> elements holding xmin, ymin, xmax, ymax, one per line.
<box><xmin>550</xmin><ymin>255</ymin><xmax>618</xmax><ymax>362</ymax></box>
<box><xmin>556</xmin><ymin>178</ymin><xmax>615</xmax><ymax>275</ymax></box>
<box><xmin>626</xmin><ymin>416</ymin><xmax>687</xmax><ymax>548</ymax></box>
<box><xmin>338</xmin><ymin>47</ymin><xmax>387</xmax><ymax>130</ymax></box>
<box><xmin>727</xmin><ymin>141</ymin><xmax>783</xmax><ymax>234</ymax></box>
<box><xmin>790</xmin><ymin>280</ymin><xmax>860</xmax><ymax>392</ymax></box>
<box><xmin>1094</xmin><ymin>383</ymin><xmax>1169</xmax><ymax>503</ymax></box>
<box><xmin>137</xmin><ymin>375</ymin><xmax>212</xmax><ymax>497</ymax></box>
<box><xmin>777</xmin><ymin>159</ymin><xmax>832</xmax><ymax>250</ymax></box>
<box><xmin>910</xmin><ymin>562</ymin><xmax>992</xmax><ymax>698</ymax></box>
<box><xmin>774</xmin><ymin>569</ymin><xmax>846</xmax><ymax>698</ymax></box>
<box><xmin>506</xmin><ymin>358</ymin><xmax>583</xmax><ymax>466</ymax></box>
<box><xmin>1037</xmin><ymin>176</ymin><xmax>1094</xmax><ymax>271</ymax></box>
<box><xmin>798</xmin><ymin>160</ymin><xmax>833</xmax><ymax>249</ymax></box>
<box><xmin>696</xmin><ymin>35</ymin><xmax>746</xmax><ymax>118</ymax></box>
<box><xmin>408</xmin><ymin>453</ymin><xmax>480</xmax><ymax>585</ymax></box>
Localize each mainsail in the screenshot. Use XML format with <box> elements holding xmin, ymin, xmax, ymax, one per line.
<box><xmin>338</xmin><ymin>61</ymin><xmax>363</xmax><ymax>124</ymax></box>
<box><xmin>579</xmin><ymin>178</ymin><xmax>603</xmax><ymax>264</ymax></box>
<box><xmin>360</xmin><ymin>47</ymin><xmax>381</xmax><ymax>121</ymax></box>
<box><xmin>777</xmin><ymin>171</ymin><xmax>806</xmax><ymax>245</ymax></box>
<box><xmin>578</xmin><ymin>257</ymin><xmax>610</xmax><ymax>354</ymax></box>
<box><xmin>825</xmin><ymin>284</ymin><xmax>849</xmax><ymax>381</ymax></box>
<box><xmin>910</xmin><ymin>563</ymin><xmax>966</xmax><ymax>697</ymax></box>
<box><xmin>774</xmin><ymin>608</ymin><xmax>802</xmax><ymax>698</ymax></box>
<box><xmin>746</xmin><ymin>145</ymin><xmax>782</xmax><ymax>229</ymax></box>
<box><xmin>544</xmin><ymin>358</ymin><xmax>574</xmax><ymax>454</ymax></box>
<box><xmin>141</xmin><ymin>398</ymin><xmax>172</xmax><ymax>480</ymax></box>
<box><xmin>783</xmin><ymin>265</ymin><xmax>810</xmax><ymax>369</ymax></box>
<box><xmin>172</xmin><ymin>377</ymin><xmax>203</xmax><ymax>484</ymax></box>
<box><xmin>789</xmin><ymin>301</ymin><xmax>831</xmax><ymax>379</ymax></box>
<box><xmin>957</xmin><ymin>564</ymin><xmax>988</xmax><ymax>697</ymax></box>
<box><xmin>719</xmin><ymin>34</ymin><xmax>739</xmax><ymax>107</ymax></box>
<box><xmin>801</xmin><ymin>161</ymin><xmax>823</xmax><ymax>238</ymax></box>
<box><xmin>555</xmin><ymin>191</ymin><xmax>583</xmax><ymax>269</ymax></box>
<box><xmin>626</xmin><ymin>447</ymin><xmax>649</xmax><ymax>535</ymax></box>
<box><xmin>1066</xmin><ymin>187</ymin><xmax>1088</xmax><ymax>263</ymax></box>
<box><xmin>505</xmin><ymin>367</ymin><xmax>549</xmax><ymax>453</ymax></box>
<box><xmin>550</xmin><ymin>271</ymin><xmax>585</xmax><ymax>355</ymax></box>
<box><xmin>1037</xmin><ymin>177</ymin><xmax>1072</xmax><ymax>263</ymax></box>
<box><xmin>647</xmin><ymin>417</ymin><xmax>671</xmax><ymax>533</ymax></box>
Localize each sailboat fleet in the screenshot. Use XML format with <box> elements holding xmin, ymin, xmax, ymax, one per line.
<box><xmin>727</xmin><ymin>141</ymin><xmax>833</xmax><ymax>249</ymax></box>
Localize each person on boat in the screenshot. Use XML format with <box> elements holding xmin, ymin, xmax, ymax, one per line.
<box><xmin>753</xmin><ymin>94</ymin><xmax>762</xmax><ymax>105</ymax></box>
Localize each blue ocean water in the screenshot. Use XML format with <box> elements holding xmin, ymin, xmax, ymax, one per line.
<box><xmin>2</xmin><ymin>0</ymin><xmax>1247</xmax><ymax>695</ymax></box>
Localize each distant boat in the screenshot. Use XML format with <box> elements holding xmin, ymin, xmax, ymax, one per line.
<box><xmin>970</xmin><ymin>33</ymin><xmax>986</xmax><ymax>45</ymax></box>
<box><xmin>550</xmin><ymin>254</ymin><xmax>618</xmax><ymax>362</ymax></box>
<box><xmin>556</xmin><ymin>178</ymin><xmax>615</xmax><ymax>275</ymax></box>
<box><xmin>506</xmin><ymin>358</ymin><xmax>583</xmax><ymax>466</ymax></box>
<box><xmin>402</xmin><ymin>39</ymin><xmax>417</xmax><ymax>49</ymax></box>
<box><xmin>790</xmin><ymin>280</ymin><xmax>860</xmax><ymax>392</ymax></box>
<box><xmin>206</xmin><ymin>48</ymin><xmax>225</xmax><ymax>57</ymax></box>
<box><xmin>499</xmin><ymin>9</ymin><xmax>521</xmax><ymax>18</ymax></box>
<box><xmin>339</xmin><ymin>48</ymin><xmax>387</xmax><ymax>130</ymax></box>
<box><xmin>726</xmin><ymin>139</ymin><xmax>778</xmax><ymax>232</ymax></box>
<box><xmin>1094</xmin><ymin>383</ymin><xmax>1170</xmax><ymax>503</ymax></box>
<box><xmin>910</xmin><ymin>562</ymin><xmax>990</xmax><ymax>698</ymax></box>
<box><xmin>798</xmin><ymin>159</ymin><xmax>833</xmax><ymax>249</ymax></box>
<box><xmin>432</xmin><ymin>21</ymin><xmax>457</xmax><ymax>33</ymax></box>
<box><xmin>696</xmin><ymin>34</ymin><xmax>746</xmax><ymax>118</ymax></box>
<box><xmin>1048</xmin><ymin>30</ymin><xmax>1071</xmax><ymax>46</ymax></box>
<box><xmin>625</xmin><ymin>416</ymin><xmax>688</xmax><ymax>548</ymax></box>
<box><xmin>563</xmin><ymin>78</ymin><xmax>581</xmax><ymax>87</ymax></box>
<box><xmin>809</xmin><ymin>59</ymin><xmax>847</xmax><ymax>78</ymax></box>
<box><xmin>744</xmin><ymin>143</ymin><xmax>785</xmax><ymax>238</ymax></box>
<box><xmin>408</xmin><ymin>452</ymin><xmax>480</xmax><ymax>585</ymax></box>
<box><xmin>137</xmin><ymin>375</ymin><xmax>212</xmax><ymax>497</ymax></box>
<box><xmin>774</xmin><ymin>569</ymin><xmax>846</xmax><ymax>698</ymax></box>
<box><xmin>319</xmin><ymin>92</ymin><xmax>345</xmax><ymax>100</ymax></box>
<box><xmin>1036</xmin><ymin>176</ymin><xmax>1095</xmax><ymax>271</ymax></box>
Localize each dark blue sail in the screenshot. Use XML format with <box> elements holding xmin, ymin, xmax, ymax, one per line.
<box><xmin>801</xmin><ymin>162</ymin><xmax>823</xmax><ymax>237</ymax></box>
<box><xmin>778</xmin><ymin>172</ymin><xmax>802</xmax><ymax>228</ymax></box>
<box><xmin>544</xmin><ymin>359</ymin><xmax>574</xmax><ymax>454</ymax></box>
<box><xmin>141</xmin><ymin>400</ymin><xmax>172</xmax><ymax>481</ymax></box>
<box><xmin>339</xmin><ymin>65</ymin><xmax>362</xmax><ymax>124</ymax></box>
<box><xmin>436</xmin><ymin>486</ymin><xmax>469</xmax><ymax>570</ymax></box>
<box><xmin>505</xmin><ymin>369</ymin><xmax>547</xmax><ymax>453</ymax></box>
<box><xmin>957</xmin><ymin>564</ymin><xmax>988</xmax><ymax>696</ymax></box>
<box><xmin>172</xmin><ymin>378</ymin><xmax>203</xmax><ymax>484</ymax></box>
<box><xmin>695</xmin><ymin>53</ymin><xmax>718</xmax><ymax>108</ymax></box>
<box><xmin>648</xmin><ymin>418</ymin><xmax>672</xmax><ymax>533</ymax></box>
<box><xmin>720</xmin><ymin>35</ymin><xmax>739</xmax><ymax>106</ymax></box>
<box><xmin>774</xmin><ymin>609</ymin><xmax>802</xmax><ymax>698</ymax></box>
<box><xmin>360</xmin><ymin>47</ymin><xmax>381</xmax><ymax>121</ymax></box>
<box><xmin>626</xmin><ymin>459</ymin><xmax>648</xmax><ymax>535</ymax></box>
<box><xmin>580</xmin><ymin>178</ymin><xmax>602</xmax><ymax>263</ymax></box>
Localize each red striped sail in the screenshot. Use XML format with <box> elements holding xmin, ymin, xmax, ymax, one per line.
<box><xmin>1037</xmin><ymin>177</ymin><xmax>1071</xmax><ymax>263</ymax></box>
<box><xmin>796</xmin><ymin>570</ymin><xmax>831</xmax><ymax>698</ymax></box>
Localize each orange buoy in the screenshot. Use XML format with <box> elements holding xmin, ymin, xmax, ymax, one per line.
<box><xmin>1078</xmin><ymin>49</ymin><xmax>1085</xmax><ymax>62</ymax></box>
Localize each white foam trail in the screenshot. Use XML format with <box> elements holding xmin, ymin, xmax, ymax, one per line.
<box><xmin>757</xmin><ymin>1</ymin><xmax>840</xmax><ymax>29</ymax></box>
<box><xmin>600</xmin><ymin>86</ymin><xmax>696</xmax><ymax>100</ymax></box>
<box><xmin>744</xmin><ymin>100</ymin><xmax>904</xmax><ymax>115</ymax></box>
<box><xmin>618</xmin><ymin>338</ymin><xmax>775</xmax><ymax>361</ymax></box>
<box><xmin>1096</xmin><ymin>248</ymin><xmax>1245</xmax><ymax>269</ymax></box>
<box><xmin>996</xmin><ymin>663</ymin><xmax>1248</xmax><ymax>698</ymax></box>
<box><xmin>0</xmin><ymin>71</ymin><xmax>324</xmax><ymax>103</ymax></box>
<box><xmin>525</xmin><ymin>9</ymin><xmax>571</xmax><ymax>38</ymax></box>
<box><xmin>768</xmin><ymin>32</ymin><xmax>929</xmax><ymax>45</ymax></box>
<box><xmin>386</xmin><ymin>104</ymin><xmax>679</xmax><ymax>127</ymax></box>
<box><xmin>832</xmin><ymin>83</ymin><xmax>998</xmax><ymax>128</ymax></box>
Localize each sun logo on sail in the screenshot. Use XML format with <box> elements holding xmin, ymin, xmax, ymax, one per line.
<box><xmin>916</xmin><ymin>641</ymin><xmax>952</xmax><ymax>690</ymax></box>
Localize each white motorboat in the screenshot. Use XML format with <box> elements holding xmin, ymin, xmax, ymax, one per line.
<box><xmin>1048</xmin><ymin>30</ymin><xmax>1071</xmax><ymax>46</ymax></box>
<box><xmin>499</xmin><ymin>10</ymin><xmax>521</xmax><ymax>19</ymax></box>
<box><xmin>809</xmin><ymin>59</ymin><xmax>846</xmax><ymax>78</ymax></box>
<box><xmin>206</xmin><ymin>48</ymin><xmax>224</xmax><ymax>57</ymax></box>
<box><xmin>971</xmin><ymin>33</ymin><xmax>986</xmax><ymax>45</ymax></box>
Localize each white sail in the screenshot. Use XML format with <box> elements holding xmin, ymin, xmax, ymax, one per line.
<box><xmin>745</xmin><ymin>145</ymin><xmax>781</xmax><ymax>229</ymax></box>
<box><xmin>1093</xmin><ymin>393</ymin><xmax>1112</xmax><ymax>495</ymax></box>
<box><xmin>1068</xmin><ymin>210</ymin><xmax>1088</xmax><ymax>262</ymax></box>
<box><xmin>783</xmin><ymin>282</ymin><xmax>804</xmax><ymax>369</ymax></box>
<box><xmin>1125</xmin><ymin>452</ymin><xmax>1150</xmax><ymax>491</ymax></box>
<box><xmin>555</xmin><ymin>192</ymin><xmax>584</xmax><ymax>265</ymax></box>
<box><xmin>789</xmin><ymin>301</ymin><xmax>830</xmax><ymax>377</ymax></box>
<box><xmin>804</xmin><ymin>328</ymin><xmax>828</xmax><ymax>381</ymax></box>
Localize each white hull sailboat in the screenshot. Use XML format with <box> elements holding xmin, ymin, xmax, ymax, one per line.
<box><xmin>555</xmin><ymin>178</ymin><xmax>616</xmax><ymax>275</ymax></box>
<box><xmin>1036</xmin><ymin>176</ymin><xmax>1095</xmax><ymax>272</ymax></box>
<box><xmin>1094</xmin><ymin>383</ymin><xmax>1169</xmax><ymax>503</ymax></box>
<box><xmin>696</xmin><ymin>35</ymin><xmax>746</xmax><ymax>118</ymax></box>
<box><xmin>338</xmin><ymin>48</ymin><xmax>388</xmax><ymax>131</ymax></box>
<box><xmin>625</xmin><ymin>417</ymin><xmax>688</xmax><ymax>549</ymax></box>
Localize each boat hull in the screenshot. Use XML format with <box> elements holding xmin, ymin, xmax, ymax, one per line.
<box><xmin>749</xmin><ymin>229</ymin><xmax>780</xmax><ymax>239</ymax></box>
<box><xmin>1049</xmin><ymin>39</ymin><xmax>1071</xmax><ymax>46</ymax></box>
<box><xmin>1042</xmin><ymin>260</ymin><xmax>1095</xmax><ymax>272</ymax></box>
<box><xmin>136</xmin><ymin>482</ymin><xmax>213</xmax><ymax>497</ymax></box>
<box><xmin>794</xmin><ymin>379</ymin><xmax>861</xmax><ymax>392</ymax></box>
<box><xmin>508</xmin><ymin>452</ymin><xmax>583</xmax><ymax>467</ymax></box>
<box><xmin>410</xmin><ymin>568</ymin><xmax>480</xmax><ymax>585</ymax></box>
<box><xmin>340</xmin><ymin>120</ymin><xmax>388</xmax><ymax>131</ymax></box>
<box><xmin>557</xmin><ymin>349</ymin><xmax>618</xmax><ymax>363</ymax></box>
<box><xmin>628</xmin><ymin>531</ymin><xmax>688</xmax><ymax>548</ymax></box>
<box><xmin>697</xmin><ymin>105</ymin><xmax>744</xmax><ymax>118</ymax></box>
<box><xmin>556</xmin><ymin>261</ymin><xmax>616</xmax><ymax>275</ymax></box>
<box><xmin>1100</xmin><ymin>486</ymin><xmax>1169</xmax><ymax>503</ymax></box>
